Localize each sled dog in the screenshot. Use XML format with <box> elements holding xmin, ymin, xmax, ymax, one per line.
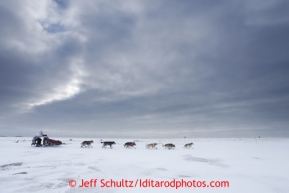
<box><xmin>81</xmin><ymin>140</ymin><xmax>94</xmax><ymax>148</ymax></box>
<box><xmin>124</xmin><ymin>142</ymin><xmax>136</xmax><ymax>148</ymax></box>
<box><xmin>146</xmin><ymin>143</ymin><xmax>158</xmax><ymax>149</ymax></box>
<box><xmin>163</xmin><ymin>143</ymin><xmax>175</xmax><ymax>150</ymax></box>
<box><xmin>101</xmin><ymin>141</ymin><xmax>116</xmax><ymax>148</ymax></box>
<box><xmin>183</xmin><ymin>142</ymin><xmax>194</xmax><ymax>149</ymax></box>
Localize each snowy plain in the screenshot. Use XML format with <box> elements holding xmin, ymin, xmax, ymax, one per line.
<box><xmin>1</xmin><ymin>137</ymin><xmax>289</xmax><ymax>193</ymax></box>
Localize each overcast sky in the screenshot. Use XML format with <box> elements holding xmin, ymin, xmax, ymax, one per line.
<box><xmin>0</xmin><ymin>0</ymin><xmax>289</xmax><ymax>138</ymax></box>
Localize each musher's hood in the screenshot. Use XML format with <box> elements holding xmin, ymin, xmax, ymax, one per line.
<box><xmin>35</xmin><ymin>130</ymin><xmax>43</xmax><ymax>137</ymax></box>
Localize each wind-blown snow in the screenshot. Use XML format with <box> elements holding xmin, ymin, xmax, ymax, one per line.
<box><xmin>1</xmin><ymin>137</ymin><xmax>288</xmax><ymax>193</ymax></box>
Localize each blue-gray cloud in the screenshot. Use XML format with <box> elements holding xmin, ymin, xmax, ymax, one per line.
<box><xmin>0</xmin><ymin>0</ymin><xmax>289</xmax><ymax>138</ymax></box>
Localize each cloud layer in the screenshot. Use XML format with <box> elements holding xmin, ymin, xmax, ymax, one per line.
<box><xmin>1</xmin><ymin>0</ymin><xmax>289</xmax><ymax>138</ymax></box>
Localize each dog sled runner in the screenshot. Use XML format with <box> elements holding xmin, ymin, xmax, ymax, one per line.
<box><xmin>31</xmin><ymin>136</ymin><xmax>62</xmax><ymax>147</ymax></box>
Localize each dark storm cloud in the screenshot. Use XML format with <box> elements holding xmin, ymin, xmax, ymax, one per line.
<box><xmin>53</xmin><ymin>0</ymin><xmax>69</xmax><ymax>9</ymax></box>
<box><xmin>0</xmin><ymin>1</ymin><xmax>85</xmax><ymax>117</ymax></box>
<box><xmin>0</xmin><ymin>0</ymin><xmax>289</xmax><ymax>138</ymax></box>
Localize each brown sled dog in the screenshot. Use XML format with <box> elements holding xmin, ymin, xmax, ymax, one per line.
<box><xmin>146</xmin><ymin>143</ymin><xmax>158</xmax><ymax>149</ymax></box>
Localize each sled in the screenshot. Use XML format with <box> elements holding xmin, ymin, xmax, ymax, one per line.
<box><xmin>31</xmin><ymin>136</ymin><xmax>62</xmax><ymax>147</ymax></box>
<box><xmin>43</xmin><ymin>136</ymin><xmax>62</xmax><ymax>146</ymax></box>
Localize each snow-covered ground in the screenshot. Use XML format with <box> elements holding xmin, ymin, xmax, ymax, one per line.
<box><xmin>1</xmin><ymin>137</ymin><xmax>289</xmax><ymax>193</ymax></box>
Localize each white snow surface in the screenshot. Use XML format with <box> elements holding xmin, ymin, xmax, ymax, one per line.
<box><xmin>1</xmin><ymin>137</ymin><xmax>289</xmax><ymax>193</ymax></box>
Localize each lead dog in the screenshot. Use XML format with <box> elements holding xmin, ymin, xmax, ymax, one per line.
<box><xmin>183</xmin><ymin>142</ymin><xmax>194</xmax><ymax>149</ymax></box>
<box><xmin>146</xmin><ymin>143</ymin><xmax>158</xmax><ymax>149</ymax></box>
<box><xmin>81</xmin><ymin>140</ymin><xmax>94</xmax><ymax>148</ymax></box>
<box><xmin>101</xmin><ymin>141</ymin><xmax>116</xmax><ymax>148</ymax></box>
<box><xmin>163</xmin><ymin>143</ymin><xmax>175</xmax><ymax>150</ymax></box>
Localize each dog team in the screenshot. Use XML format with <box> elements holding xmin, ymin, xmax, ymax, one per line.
<box><xmin>80</xmin><ymin>140</ymin><xmax>194</xmax><ymax>149</ymax></box>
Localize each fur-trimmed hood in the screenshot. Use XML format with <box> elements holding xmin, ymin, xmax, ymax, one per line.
<box><xmin>34</xmin><ymin>130</ymin><xmax>43</xmax><ymax>137</ymax></box>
